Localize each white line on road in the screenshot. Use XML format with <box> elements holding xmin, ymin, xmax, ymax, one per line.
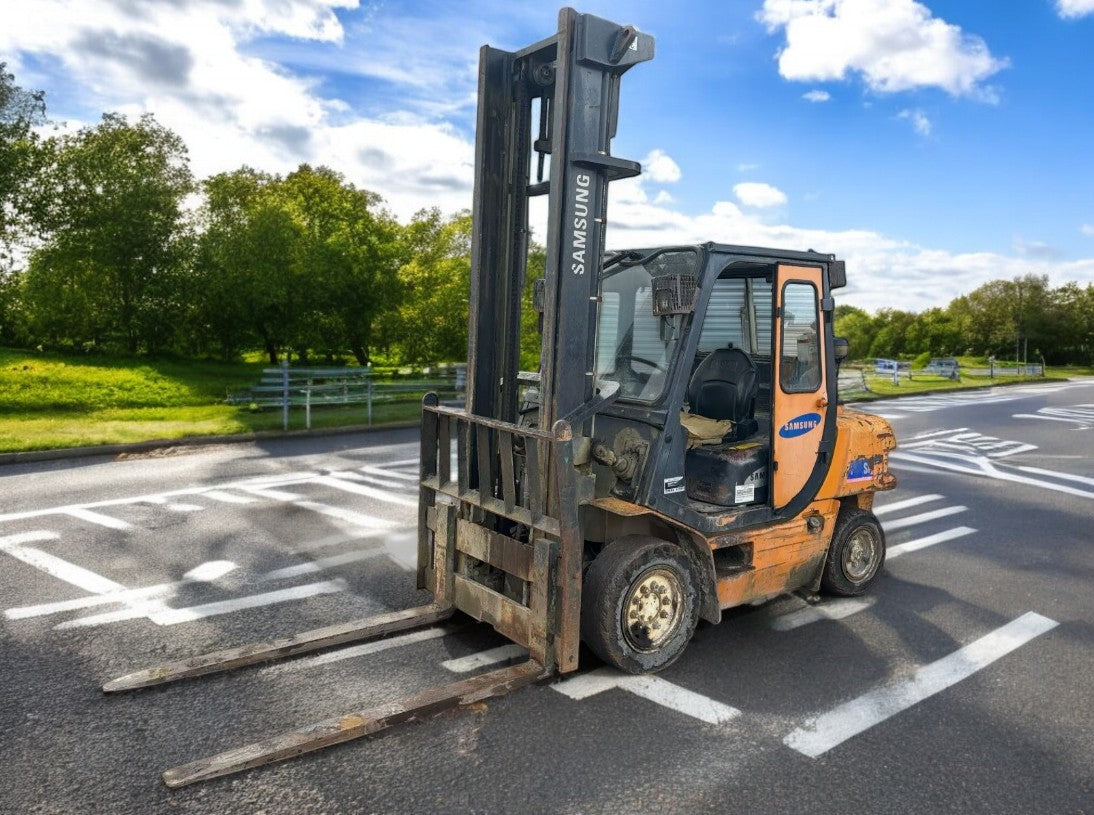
<box><xmin>293</xmin><ymin>501</ymin><xmax>401</xmax><ymax>529</ymax></box>
<box><xmin>783</xmin><ymin>611</ymin><xmax>1058</xmax><ymax>758</ymax></box>
<box><xmin>891</xmin><ymin>451</ymin><xmax>1094</xmax><ymax>500</ymax></box>
<box><xmin>64</xmin><ymin>507</ymin><xmax>131</xmax><ymax>530</ymax></box>
<box><xmin>56</xmin><ymin>579</ymin><xmax>348</xmax><ymax>629</ymax></box>
<box><xmin>239</xmin><ymin>486</ymin><xmax>305</xmax><ymax>501</ymax></box>
<box><xmin>313</xmin><ymin>475</ymin><xmax>418</xmax><ymax>507</ymax></box>
<box><xmin>1016</xmin><ymin>466</ymin><xmax>1094</xmax><ymax>487</ymax></box>
<box><xmin>0</xmin><ymin>531</ymin><xmax>59</xmax><ymax>550</ymax></box>
<box><xmin>268</xmin><ymin>627</ymin><xmax>452</xmax><ymax>673</ymax></box>
<box><xmin>201</xmin><ymin>490</ymin><xmax>256</xmax><ymax>504</ymax></box>
<box><xmin>442</xmin><ymin>644</ymin><xmax>528</xmax><ymax>673</ymax></box>
<box><xmin>887</xmin><ymin>527</ymin><xmax>976</xmax><ymax>560</ymax></box>
<box><xmin>770</xmin><ymin>597</ymin><xmax>876</xmax><ymax>631</ymax></box>
<box><xmin>3</xmin><ymin>545</ymin><xmax>126</xmax><ymax>594</ymax></box>
<box><xmin>873</xmin><ymin>495</ymin><xmax>943</xmax><ymax>516</ymax></box>
<box><xmin>259</xmin><ymin>548</ymin><xmax>384</xmax><ymax>581</ymax></box>
<box><xmin>360</xmin><ymin>465</ymin><xmax>419</xmax><ymax>483</ymax></box>
<box><xmin>4</xmin><ymin>561</ymin><xmax>237</xmax><ymax>620</ymax></box>
<box><xmin>554</xmin><ymin>667</ymin><xmax>741</xmax><ymax>725</ymax></box>
<box><xmin>881</xmin><ymin>506</ymin><xmax>966</xmax><ymax>531</ymax></box>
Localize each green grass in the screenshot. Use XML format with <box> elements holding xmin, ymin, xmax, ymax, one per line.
<box><xmin>0</xmin><ymin>348</ymin><xmax>421</xmax><ymax>453</ymax></box>
<box><xmin>0</xmin><ymin>346</ymin><xmax>1087</xmax><ymax>454</ymax></box>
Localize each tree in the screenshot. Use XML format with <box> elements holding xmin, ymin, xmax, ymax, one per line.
<box><xmin>379</xmin><ymin>209</ymin><xmax>470</xmax><ymax>364</ymax></box>
<box><xmin>0</xmin><ymin>62</ymin><xmax>46</xmax><ymax>272</ymax></box>
<box><xmin>833</xmin><ymin>305</ymin><xmax>877</xmax><ymax>360</ymax></box>
<box><xmin>275</xmin><ymin>165</ymin><xmax>402</xmax><ymax>366</ymax></box>
<box><xmin>22</xmin><ymin>113</ymin><xmax>193</xmax><ymax>353</ymax></box>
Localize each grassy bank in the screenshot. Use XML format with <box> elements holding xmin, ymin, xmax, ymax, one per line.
<box><xmin>0</xmin><ymin>347</ymin><xmax>1084</xmax><ymax>454</ymax></box>
<box><xmin>0</xmin><ymin>348</ymin><xmax>419</xmax><ymax>453</ymax></box>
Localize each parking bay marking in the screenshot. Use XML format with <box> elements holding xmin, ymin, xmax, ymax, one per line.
<box><xmin>783</xmin><ymin>611</ymin><xmax>1058</xmax><ymax>758</ymax></box>
<box><xmin>881</xmin><ymin>505</ymin><xmax>966</xmax><ymax>531</ymax></box>
<box><xmin>873</xmin><ymin>494</ymin><xmax>943</xmax><ymax>516</ymax></box>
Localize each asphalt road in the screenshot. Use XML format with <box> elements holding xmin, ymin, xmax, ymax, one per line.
<box><xmin>1</xmin><ymin>381</ymin><xmax>1091</xmax><ymax>814</ymax></box>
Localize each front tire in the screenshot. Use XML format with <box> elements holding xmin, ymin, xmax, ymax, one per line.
<box><xmin>581</xmin><ymin>536</ymin><xmax>699</xmax><ymax>674</ymax></box>
<box><xmin>821</xmin><ymin>507</ymin><xmax>886</xmax><ymax>596</ymax></box>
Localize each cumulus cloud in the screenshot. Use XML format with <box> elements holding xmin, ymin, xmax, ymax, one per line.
<box><xmin>1057</xmin><ymin>0</ymin><xmax>1094</xmax><ymax>17</ymax></box>
<box><xmin>803</xmin><ymin>89</ymin><xmax>831</xmax><ymax>102</ymax></box>
<box><xmin>1081</xmin><ymin>224</ymin><xmax>1094</xmax><ymax>236</ymax></box>
<box><xmin>898</xmin><ymin>108</ymin><xmax>932</xmax><ymax>136</ymax></box>
<box><xmin>758</xmin><ymin>0</ymin><xmax>1008</xmax><ymax>99</ymax></box>
<box><xmin>642</xmin><ymin>149</ymin><xmax>683</xmax><ymax>183</ymax></box>
<box><xmin>734</xmin><ymin>182</ymin><xmax>788</xmax><ymax>208</ymax></box>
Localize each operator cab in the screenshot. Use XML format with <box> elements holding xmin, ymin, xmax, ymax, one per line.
<box><xmin>593</xmin><ymin>244</ymin><xmax>837</xmax><ymax>526</ymax></box>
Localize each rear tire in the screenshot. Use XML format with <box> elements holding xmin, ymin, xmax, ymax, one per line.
<box><xmin>581</xmin><ymin>536</ymin><xmax>699</xmax><ymax>674</ymax></box>
<box><xmin>821</xmin><ymin>508</ymin><xmax>885</xmax><ymax>596</ymax></box>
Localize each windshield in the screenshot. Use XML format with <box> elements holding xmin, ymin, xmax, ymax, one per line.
<box><xmin>595</xmin><ymin>248</ymin><xmax>701</xmax><ymax>402</ymax></box>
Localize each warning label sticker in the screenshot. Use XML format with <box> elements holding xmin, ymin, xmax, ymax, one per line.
<box><xmin>663</xmin><ymin>476</ymin><xmax>685</xmax><ymax>494</ymax></box>
<box><xmin>734</xmin><ymin>483</ymin><xmax>756</xmax><ymax>504</ymax></box>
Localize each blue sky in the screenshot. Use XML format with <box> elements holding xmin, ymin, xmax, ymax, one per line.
<box><xmin>4</xmin><ymin>0</ymin><xmax>1093</xmax><ymax>311</ymax></box>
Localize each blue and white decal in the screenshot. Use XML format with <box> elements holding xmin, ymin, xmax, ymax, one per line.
<box><xmin>779</xmin><ymin>412</ymin><xmax>822</xmax><ymax>438</ymax></box>
<box><xmin>846</xmin><ymin>456</ymin><xmax>874</xmax><ymax>482</ymax></box>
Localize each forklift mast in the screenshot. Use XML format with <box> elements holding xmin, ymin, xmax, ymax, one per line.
<box><xmin>467</xmin><ymin>7</ymin><xmax>653</xmax><ymax>429</ymax></box>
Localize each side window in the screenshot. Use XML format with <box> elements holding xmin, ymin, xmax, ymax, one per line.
<box><xmin>780</xmin><ymin>282</ymin><xmax>821</xmax><ymax>392</ymax></box>
<box><xmin>697</xmin><ymin>278</ymin><xmax>746</xmax><ymax>351</ymax></box>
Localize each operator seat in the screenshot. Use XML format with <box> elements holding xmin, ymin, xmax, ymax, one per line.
<box><xmin>686</xmin><ymin>347</ymin><xmax>759</xmax><ymax>440</ymax></box>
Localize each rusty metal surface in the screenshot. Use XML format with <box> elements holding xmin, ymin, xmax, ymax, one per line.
<box><xmin>453</xmin><ymin>574</ymin><xmax>533</xmax><ymax>647</ymax></box>
<box><xmin>102</xmin><ymin>604</ymin><xmax>454</xmax><ymax>693</ymax></box>
<box><xmin>455</xmin><ymin>519</ymin><xmax>534</xmax><ymax>581</ymax></box>
<box><xmin>551</xmin><ymin>419</ymin><xmax>582</xmax><ymax>673</ymax></box>
<box><xmin>818</xmin><ymin>407</ymin><xmax>899</xmax><ymax>499</ymax></box>
<box><xmin>160</xmin><ymin>661</ymin><xmax>550</xmax><ymax>788</ymax></box>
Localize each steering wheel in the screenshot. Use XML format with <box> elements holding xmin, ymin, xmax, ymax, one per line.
<box><xmin>619</xmin><ymin>355</ymin><xmax>667</xmax><ymax>375</ymax></box>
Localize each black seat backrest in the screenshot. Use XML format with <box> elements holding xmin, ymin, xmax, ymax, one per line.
<box><xmin>687</xmin><ymin>348</ymin><xmax>758</xmax><ymax>423</ymax></box>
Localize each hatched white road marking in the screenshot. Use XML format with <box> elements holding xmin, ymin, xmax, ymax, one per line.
<box><xmin>887</xmin><ymin>527</ymin><xmax>976</xmax><ymax>559</ymax></box>
<box><xmin>881</xmin><ymin>506</ymin><xmax>966</xmax><ymax>531</ymax></box>
<box><xmin>442</xmin><ymin>644</ymin><xmax>527</xmax><ymax>673</ymax></box>
<box><xmin>3</xmin><ymin>544</ymin><xmax>125</xmax><ymax>595</ymax></box>
<box><xmin>56</xmin><ymin>579</ymin><xmax>347</xmax><ymax>629</ymax></box>
<box><xmin>239</xmin><ymin>486</ymin><xmax>304</xmax><ymax>501</ymax></box>
<box><xmin>0</xmin><ymin>531</ymin><xmax>59</xmax><ymax>550</ymax></box>
<box><xmin>891</xmin><ymin>451</ymin><xmax>1094</xmax><ymax>500</ymax></box>
<box><xmin>783</xmin><ymin>612</ymin><xmax>1058</xmax><ymax>758</ymax></box>
<box><xmin>873</xmin><ymin>495</ymin><xmax>943</xmax><ymax>516</ymax></box>
<box><xmin>313</xmin><ymin>475</ymin><xmax>418</xmax><ymax>507</ymax></box>
<box><xmin>1016</xmin><ymin>466</ymin><xmax>1094</xmax><ymax>487</ymax></box>
<box><xmin>770</xmin><ymin>597</ymin><xmax>876</xmax><ymax>631</ymax></box>
<box><xmin>294</xmin><ymin>500</ymin><xmax>400</xmax><ymax>529</ymax></box>
<box><xmin>259</xmin><ymin>548</ymin><xmax>384</xmax><ymax>582</ymax></box>
<box><xmin>268</xmin><ymin>627</ymin><xmax>451</xmax><ymax>673</ymax></box>
<box><xmin>554</xmin><ymin>668</ymin><xmax>741</xmax><ymax>725</ymax></box>
<box><xmin>360</xmin><ymin>465</ymin><xmax>419</xmax><ymax>483</ymax></box>
<box><xmin>4</xmin><ymin>561</ymin><xmax>237</xmax><ymax>620</ymax></box>
<box><xmin>63</xmin><ymin>507</ymin><xmax>131</xmax><ymax>530</ymax></box>
<box><xmin>201</xmin><ymin>490</ymin><xmax>256</xmax><ymax>504</ymax></box>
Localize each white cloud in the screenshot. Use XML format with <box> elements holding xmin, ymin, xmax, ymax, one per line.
<box><xmin>642</xmin><ymin>149</ymin><xmax>682</xmax><ymax>183</ymax></box>
<box><xmin>803</xmin><ymin>89</ymin><xmax>831</xmax><ymax>102</ymax></box>
<box><xmin>1057</xmin><ymin>0</ymin><xmax>1094</xmax><ymax>18</ymax></box>
<box><xmin>734</xmin><ymin>182</ymin><xmax>788</xmax><ymax>208</ymax></box>
<box><xmin>758</xmin><ymin>0</ymin><xmax>1008</xmax><ymax>99</ymax></box>
<box><xmin>1081</xmin><ymin>224</ymin><xmax>1094</xmax><ymax>236</ymax></box>
<box><xmin>898</xmin><ymin>108</ymin><xmax>932</xmax><ymax>136</ymax></box>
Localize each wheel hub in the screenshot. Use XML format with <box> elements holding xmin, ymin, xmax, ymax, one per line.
<box><xmin>622</xmin><ymin>567</ymin><xmax>684</xmax><ymax>652</ymax></box>
<box><xmin>842</xmin><ymin>527</ymin><xmax>878</xmax><ymax>582</ymax></box>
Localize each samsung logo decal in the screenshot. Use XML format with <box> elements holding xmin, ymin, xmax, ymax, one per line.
<box><xmin>779</xmin><ymin>412</ymin><xmax>822</xmax><ymax>438</ymax></box>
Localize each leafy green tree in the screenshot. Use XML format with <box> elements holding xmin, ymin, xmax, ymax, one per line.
<box><xmin>276</xmin><ymin>165</ymin><xmax>402</xmax><ymax>365</ymax></box>
<box><xmin>833</xmin><ymin>305</ymin><xmax>877</xmax><ymax>360</ymax></box>
<box><xmin>0</xmin><ymin>62</ymin><xmax>46</xmax><ymax>273</ymax></box>
<box><xmin>379</xmin><ymin>209</ymin><xmax>470</xmax><ymax>364</ymax></box>
<box><xmin>22</xmin><ymin>113</ymin><xmax>193</xmax><ymax>353</ymax></box>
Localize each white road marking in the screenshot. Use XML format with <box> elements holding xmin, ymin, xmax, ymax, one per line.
<box><xmin>64</xmin><ymin>507</ymin><xmax>131</xmax><ymax>530</ymax></box>
<box><xmin>360</xmin><ymin>465</ymin><xmax>419</xmax><ymax>483</ymax></box>
<box><xmin>783</xmin><ymin>611</ymin><xmax>1058</xmax><ymax>758</ymax></box>
<box><xmin>293</xmin><ymin>500</ymin><xmax>400</xmax><ymax>529</ymax></box>
<box><xmin>905</xmin><ymin>428</ymin><xmax>969</xmax><ymax>440</ymax></box>
<box><xmin>873</xmin><ymin>495</ymin><xmax>943</xmax><ymax>516</ymax></box>
<box><xmin>441</xmin><ymin>644</ymin><xmax>528</xmax><ymax>673</ymax></box>
<box><xmin>881</xmin><ymin>506</ymin><xmax>966</xmax><ymax>531</ymax></box>
<box><xmin>165</xmin><ymin>503</ymin><xmax>204</xmax><ymax>513</ymax></box>
<box><xmin>3</xmin><ymin>545</ymin><xmax>125</xmax><ymax>594</ymax></box>
<box><xmin>887</xmin><ymin>527</ymin><xmax>976</xmax><ymax>559</ymax></box>
<box><xmin>554</xmin><ymin>668</ymin><xmax>741</xmax><ymax>725</ymax></box>
<box><xmin>56</xmin><ymin>579</ymin><xmax>348</xmax><ymax>629</ymax></box>
<box><xmin>268</xmin><ymin>627</ymin><xmax>451</xmax><ymax>673</ymax></box>
<box><xmin>0</xmin><ymin>531</ymin><xmax>60</xmax><ymax>550</ymax></box>
<box><xmin>239</xmin><ymin>486</ymin><xmax>304</xmax><ymax>501</ymax></box>
<box><xmin>891</xmin><ymin>451</ymin><xmax>1094</xmax><ymax>500</ymax></box>
<box><xmin>1016</xmin><ymin>466</ymin><xmax>1094</xmax><ymax>487</ymax></box>
<box><xmin>770</xmin><ymin>597</ymin><xmax>876</xmax><ymax>631</ymax></box>
<box><xmin>259</xmin><ymin>548</ymin><xmax>384</xmax><ymax>582</ymax></box>
<box><xmin>201</xmin><ymin>490</ymin><xmax>256</xmax><ymax>504</ymax></box>
<box><xmin>292</xmin><ymin>528</ymin><xmax>409</xmax><ymax>553</ymax></box>
<box><xmin>4</xmin><ymin>561</ymin><xmax>237</xmax><ymax>620</ymax></box>
<box><xmin>313</xmin><ymin>475</ymin><xmax>418</xmax><ymax>507</ymax></box>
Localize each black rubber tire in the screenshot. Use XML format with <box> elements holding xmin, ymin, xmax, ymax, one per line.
<box><xmin>821</xmin><ymin>507</ymin><xmax>886</xmax><ymax>596</ymax></box>
<box><xmin>581</xmin><ymin>536</ymin><xmax>700</xmax><ymax>674</ymax></box>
